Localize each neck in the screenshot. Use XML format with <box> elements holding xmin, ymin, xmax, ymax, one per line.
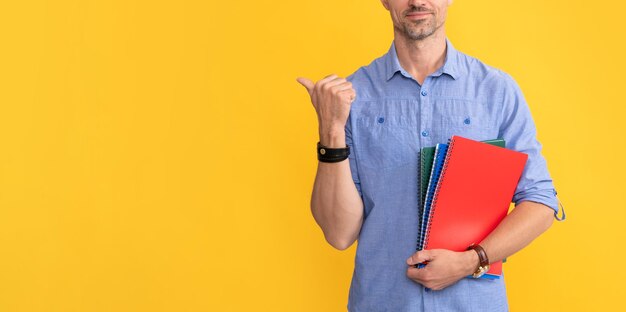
<box><xmin>393</xmin><ymin>30</ymin><xmax>447</xmax><ymax>85</ymax></box>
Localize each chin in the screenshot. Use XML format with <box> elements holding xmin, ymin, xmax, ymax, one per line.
<box><xmin>405</xmin><ymin>21</ymin><xmax>432</xmax><ymax>31</ymax></box>
<box><xmin>406</xmin><ymin>29</ymin><xmax>434</xmax><ymax>40</ymax></box>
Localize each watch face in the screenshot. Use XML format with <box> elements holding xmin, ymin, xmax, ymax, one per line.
<box><xmin>473</xmin><ymin>265</ymin><xmax>490</xmax><ymax>278</ymax></box>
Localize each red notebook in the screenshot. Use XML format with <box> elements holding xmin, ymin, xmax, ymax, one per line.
<box><xmin>423</xmin><ymin>136</ymin><xmax>528</xmax><ymax>277</ymax></box>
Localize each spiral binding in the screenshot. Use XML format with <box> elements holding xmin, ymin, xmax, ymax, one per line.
<box><xmin>416</xmin><ymin>153</ymin><xmax>426</xmax><ymax>251</ymax></box>
<box><xmin>417</xmin><ymin>144</ymin><xmax>447</xmax><ymax>250</ymax></box>
<box><xmin>416</xmin><ymin>149</ymin><xmax>433</xmax><ymax>250</ymax></box>
<box><xmin>423</xmin><ymin>137</ymin><xmax>457</xmax><ymax>249</ymax></box>
<box><xmin>418</xmin><ymin>146</ymin><xmax>436</xmax><ymax>249</ymax></box>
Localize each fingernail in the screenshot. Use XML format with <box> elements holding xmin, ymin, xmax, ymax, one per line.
<box><xmin>406</xmin><ymin>257</ymin><xmax>413</xmax><ymax>265</ymax></box>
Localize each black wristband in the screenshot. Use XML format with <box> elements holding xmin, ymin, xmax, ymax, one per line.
<box><xmin>317</xmin><ymin>141</ymin><xmax>350</xmax><ymax>163</ymax></box>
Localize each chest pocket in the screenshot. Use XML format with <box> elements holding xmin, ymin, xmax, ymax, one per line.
<box><xmin>354</xmin><ymin>115</ymin><xmax>419</xmax><ymax>169</ymax></box>
<box><xmin>435</xmin><ymin>99</ymin><xmax>499</xmax><ymax>142</ymax></box>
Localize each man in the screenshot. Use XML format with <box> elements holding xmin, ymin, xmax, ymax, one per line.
<box><xmin>297</xmin><ymin>0</ymin><xmax>562</xmax><ymax>311</ymax></box>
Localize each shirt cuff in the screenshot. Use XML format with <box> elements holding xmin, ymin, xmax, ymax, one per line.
<box><xmin>513</xmin><ymin>189</ymin><xmax>559</xmax><ymax>214</ymax></box>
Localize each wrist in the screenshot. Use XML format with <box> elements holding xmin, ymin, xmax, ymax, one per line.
<box><xmin>319</xmin><ymin>126</ymin><xmax>346</xmax><ymax>148</ymax></box>
<box><xmin>463</xmin><ymin>250</ymin><xmax>480</xmax><ymax>275</ymax></box>
<box><xmin>466</xmin><ymin>244</ymin><xmax>490</xmax><ymax>278</ymax></box>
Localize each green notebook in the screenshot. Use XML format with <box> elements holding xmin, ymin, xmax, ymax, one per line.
<box><xmin>420</xmin><ymin>146</ymin><xmax>437</xmax><ymax>208</ymax></box>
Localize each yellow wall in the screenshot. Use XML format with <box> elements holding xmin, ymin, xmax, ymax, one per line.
<box><xmin>0</xmin><ymin>1</ymin><xmax>624</xmax><ymax>311</ymax></box>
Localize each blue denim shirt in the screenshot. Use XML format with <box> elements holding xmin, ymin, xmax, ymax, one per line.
<box><xmin>344</xmin><ymin>39</ymin><xmax>558</xmax><ymax>312</ymax></box>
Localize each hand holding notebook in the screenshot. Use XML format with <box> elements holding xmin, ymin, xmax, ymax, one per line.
<box><xmin>416</xmin><ymin>136</ymin><xmax>528</xmax><ymax>279</ymax></box>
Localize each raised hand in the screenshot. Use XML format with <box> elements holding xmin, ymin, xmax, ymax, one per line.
<box><xmin>296</xmin><ymin>74</ymin><xmax>356</xmax><ymax>148</ymax></box>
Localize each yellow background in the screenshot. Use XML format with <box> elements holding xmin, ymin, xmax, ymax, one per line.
<box><xmin>0</xmin><ymin>0</ymin><xmax>624</xmax><ymax>311</ymax></box>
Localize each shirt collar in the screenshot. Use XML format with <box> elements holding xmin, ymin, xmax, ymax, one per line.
<box><xmin>385</xmin><ymin>37</ymin><xmax>462</xmax><ymax>81</ymax></box>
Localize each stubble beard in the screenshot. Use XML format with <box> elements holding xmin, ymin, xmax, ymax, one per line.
<box><xmin>397</xmin><ymin>16</ymin><xmax>442</xmax><ymax>41</ymax></box>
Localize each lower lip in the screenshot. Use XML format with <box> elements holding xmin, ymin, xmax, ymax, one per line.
<box><xmin>406</xmin><ymin>13</ymin><xmax>431</xmax><ymax>20</ymax></box>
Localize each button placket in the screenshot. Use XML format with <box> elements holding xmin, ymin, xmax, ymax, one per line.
<box><xmin>418</xmin><ymin>78</ymin><xmax>432</xmax><ymax>147</ymax></box>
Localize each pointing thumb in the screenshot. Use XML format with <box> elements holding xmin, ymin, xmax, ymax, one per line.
<box><xmin>296</xmin><ymin>77</ymin><xmax>314</xmax><ymax>95</ymax></box>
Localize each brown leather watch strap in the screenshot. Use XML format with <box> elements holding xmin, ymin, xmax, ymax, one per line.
<box><xmin>467</xmin><ymin>244</ymin><xmax>489</xmax><ymax>268</ymax></box>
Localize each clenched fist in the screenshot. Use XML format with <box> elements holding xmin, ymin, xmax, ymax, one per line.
<box><xmin>296</xmin><ymin>74</ymin><xmax>356</xmax><ymax>148</ymax></box>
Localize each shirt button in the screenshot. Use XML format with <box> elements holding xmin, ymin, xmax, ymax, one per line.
<box><xmin>378</xmin><ymin>117</ymin><xmax>385</xmax><ymax>123</ymax></box>
<box><xmin>464</xmin><ymin>117</ymin><xmax>471</xmax><ymax>125</ymax></box>
<box><xmin>421</xmin><ymin>130</ymin><xmax>429</xmax><ymax>137</ymax></box>
<box><xmin>421</xmin><ymin>90</ymin><xmax>428</xmax><ymax>96</ymax></box>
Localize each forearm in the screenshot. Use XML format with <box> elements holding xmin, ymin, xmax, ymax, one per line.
<box><xmin>310</xmin><ymin>132</ymin><xmax>364</xmax><ymax>250</ymax></box>
<box><xmin>297</xmin><ymin>74</ymin><xmax>362</xmax><ymax>250</ymax></box>
<box><xmin>479</xmin><ymin>200</ymin><xmax>555</xmax><ymax>264</ymax></box>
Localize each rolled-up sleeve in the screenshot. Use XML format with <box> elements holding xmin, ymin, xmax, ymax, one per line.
<box><xmin>497</xmin><ymin>72</ymin><xmax>558</xmax><ymax>214</ymax></box>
